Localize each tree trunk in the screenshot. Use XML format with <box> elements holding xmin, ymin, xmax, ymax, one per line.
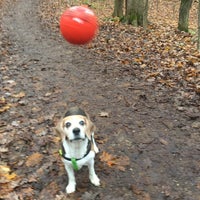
<box><xmin>125</xmin><ymin>0</ymin><xmax>148</xmax><ymax>27</ymax></box>
<box><xmin>178</xmin><ymin>0</ymin><xmax>193</xmax><ymax>32</ymax></box>
<box><xmin>198</xmin><ymin>0</ymin><xmax>200</xmax><ymax>51</ymax></box>
<box><xmin>142</xmin><ymin>0</ymin><xmax>148</xmax><ymax>28</ymax></box>
<box><xmin>113</xmin><ymin>0</ymin><xmax>124</xmax><ymax>18</ymax></box>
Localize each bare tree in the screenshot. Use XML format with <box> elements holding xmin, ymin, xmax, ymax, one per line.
<box><xmin>125</xmin><ymin>0</ymin><xmax>148</xmax><ymax>27</ymax></box>
<box><xmin>113</xmin><ymin>0</ymin><xmax>124</xmax><ymax>18</ymax></box>
<box><xmin>178</xmin><ymin>0</ymin><xmax>193</xmax><ymax>32</ymax></box>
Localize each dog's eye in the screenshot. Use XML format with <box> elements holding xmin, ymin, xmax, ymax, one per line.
<box><xmin>79</xmin><ymin>120</ymin><xmax>85</xmax><ymax>126</ymax></box>
<box><xmin>66</xmin><ymin>122</ymin><xmax>71</xmax><ymax>128</ymax></box>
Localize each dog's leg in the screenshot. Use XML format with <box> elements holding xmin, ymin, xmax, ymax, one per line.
<box><xmin>87</xmin><ymin>159</ymin><xmax>100</xmax><ymax>186</ymax></box>
<box><xmin>91</xmin><ymin>133</ymin><xmax>99</xmax><ymax>153</ymax></box>
<box><xmin>64</xmin><ymin>165</ymin><xmax>76</xmax><ymax>194</ymax></box>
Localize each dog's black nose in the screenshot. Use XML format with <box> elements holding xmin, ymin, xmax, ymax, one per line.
<box><xmin>73</xmin><ymin>128</ymin><xmax>80</xmax><ymax>136</ymax></box>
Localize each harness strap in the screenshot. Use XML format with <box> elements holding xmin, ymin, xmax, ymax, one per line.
<box><xmin>59</xmin><ymin>140</ymin><xmax>92</xmax><ymax>161</ymax></box>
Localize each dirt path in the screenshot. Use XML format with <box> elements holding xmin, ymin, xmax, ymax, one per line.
<box><xmin>0</xmin><ymin>0</ymin><xmax>200</xmax><ymax>199</ymax></box>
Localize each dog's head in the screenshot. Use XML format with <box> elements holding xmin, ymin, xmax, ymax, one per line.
<box><xmin>55</xmin><ymin>107</ymin><xmax>96</xmax><ymax>142</ymax></box>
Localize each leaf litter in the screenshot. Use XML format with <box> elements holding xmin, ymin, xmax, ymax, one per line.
<box><xmin>100</xmin><ymin>151</ymin><xmax>130</xmax><ymax>171</ymax></box>
<box><xmin>40</xmin><ymin>0</ymin><xmax>200</xmax><ymax>96</ymax></box>
<box><xmin>0</xmin><ymin>0</ymin><xmax>200</xmax><ymax>199</ymax></box>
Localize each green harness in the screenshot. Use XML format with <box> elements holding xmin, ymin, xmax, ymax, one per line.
<box><xmin>59</xmin><ymin>141</ymin><xmax>91</xmax><ymax>171</ymax></box>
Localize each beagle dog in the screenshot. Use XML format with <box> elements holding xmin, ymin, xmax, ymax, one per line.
<box><xmin>55</xmin><ymin>107</ymin><xmax>100</xmax><ymax>194</ymax></box>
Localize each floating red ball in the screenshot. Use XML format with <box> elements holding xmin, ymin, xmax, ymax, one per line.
<box><xmin>60</xmin><ymin>6</ymin><xmax>98</xmax><ymax>45</ymax></box>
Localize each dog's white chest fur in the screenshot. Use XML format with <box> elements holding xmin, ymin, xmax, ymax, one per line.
<box><xmin>63</xmin><ymin>139</ymin><xmax>89</xmax><ymax>160</ymax></box>
<box><xmin>62</xmin><ymin>139</ymin><xmax>95</xmax><ymax>170</ymax></box>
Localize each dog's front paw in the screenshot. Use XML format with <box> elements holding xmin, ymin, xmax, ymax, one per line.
<box><xmin>66</xmin><ymin>183</ymin><xmax>76</xmax><ymax>194</ymax></box>
<box><xmin>90</xmin><ymin>174</ymin><xmax>100</xmax><ymax>186</ymax></box>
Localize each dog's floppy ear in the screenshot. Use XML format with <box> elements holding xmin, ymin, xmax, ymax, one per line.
<box><xmin>85</xmin><ymin>117</ymin><xmax>99</xmax><ymax>153</ymax></box>
<box><xmin>85</xmin><ymin>117</ymin><xmax>96</xmax><ymax>140</ymax></box>
<box><xmin>55</xmin><ymin>120</ymin><xmax>65</xmax><ymax>140</ymax></box>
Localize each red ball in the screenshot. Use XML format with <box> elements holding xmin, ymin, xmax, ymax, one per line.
<box><xmin>60</xmin><ymin>6</ymin><xmax>98</xmax><ymax>45</ymax></box>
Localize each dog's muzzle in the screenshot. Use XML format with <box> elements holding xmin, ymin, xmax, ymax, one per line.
<box><xmin>73</xmin><ymin>127</ymin><xmax>80</xmax><ymax>136</ymax></box>
<box><xmin>68</xmin><ymin>127</ymin><xmax>86</xmax><ymax>142</ymax></box>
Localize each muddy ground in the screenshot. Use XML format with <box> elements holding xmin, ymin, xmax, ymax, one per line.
<box><xmin>0</xmin><ymin>0</ymin><xmax>200</xmax><ymax>199</ymax></box>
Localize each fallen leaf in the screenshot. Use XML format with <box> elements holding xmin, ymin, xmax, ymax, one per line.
<box><xmin>50</xmin><ymin>136</ymin><xmax>60</xmax><ymax>143</ymax></box>
<box><xmin>35</xmin><ymin>128</ymin><xmax>47</xmax><ymax>135</ymax></box>
<box><xmin>100</xmin><ymin>151</ymin><xmax>130</xmax><ymax>171</ymax></box>
<box><xmin>0</xmin><ymin>165</ymin><xmax>19</xmax><ymax>197</ymax></box>
<box><xmin>159</xmin><ymin>138</ymin><xmax>168</xmax><ymax>145</ymax></box>
<box><xmin>99</xmin><ymin>111</ymin><xmax>109</xmax><ymax>117</ymax></box>
<box><xmin>132</xmin><ymin>184</ymin><xmax>143</xmax><ymax>195</ymax></box>
<box><xmin>12</xmin><ymin>91</ymin><xmax>25</xmax><ymax>98</ymax></box>
<box><xmin>132</xmin><ymin>185</ymin><xmax>151</xmax><ymax>199</ymax></box>
<box><xmin>162</xmin><ymin>185</ymin><xmax>171</xmax><ymax>197</ymax></box>
<box><xmin>0</xmin><ymin>147</ymin><xmax>9</xmax><ymax>153</ymax></box>
<box><xmin>31</xmin><ymin>107</ymin><xmax>42</xmax><ymax>113</ymax></box>
<box><xmin>100</xmin><ymin>151</ymin><xmax>116</xmax><ymax>167</ymax></box>
<box><xmin>142</xmin><ymin>192</ymin><xmax>151</xmax><ymax>200</ymax></box>
<box><xmin>11</xmin><ymin>121</ymin><xmax>20</xmax><ymax>127</ymax></box>
<box><xmin>55</xmin><ymin>192</ymin><xmax>67</xmax><ymax>200</ymax></box>
<box><xmin>114</xmin><ymin>155</ymin><xmax>130</xmax><ymax>171</ymax></box>
<box><xmin>25</xmin><ymin>153</ymin><xmax>43</xmax><ymax>167</ymax></box>
<box><xmin>0</xmin><ymin>104</ymin><xmax>11</xmax><ymax>113</ymax></box>
<box><xmin>21</xmin><ymin>187</ymin><xmax>34</xmax><ymax>197</ymax></box>
<box><xmin>45</xmin><ymin>92</ymin><xmax>52</xmax><ymax>97</ymax></box>
<box><xmin>39</xmin><ymin>182</ymin><xmax>59</xmax><ymax>200</ymax></box>
<box><xmin>0</xmin><ymin>97</ymin><xmax>6</xmax><ymax>104</ymax></box>
<box><xmin>0</xmin><ymin>165</ymin><xmax>11</xmax><ymax>174</ymax></box>
<box><xmin>96</xmin><ymin>136</ymin><xmax>108</xmax><ymax>144</ymax></box>
<box><xmin>2</xmin><ymin>192</ymin><xmax>19</xmax><ymax>200</ymax></box>
<box><xmin>81</xmin><ymin>191</ymin><xmax>100</xmax><ymax>200</ymax></box>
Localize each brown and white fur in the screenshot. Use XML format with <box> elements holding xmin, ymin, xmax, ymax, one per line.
<box><xmin>55</xmin><ymin>107</ymin><xmax>100</xmax><ymax>194</ymax></box>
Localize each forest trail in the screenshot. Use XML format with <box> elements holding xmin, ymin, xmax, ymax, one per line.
<box><xmin>0</xmin><ymin>0</ymin><xmax>200</xmax><ymax>199</ymax></box>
